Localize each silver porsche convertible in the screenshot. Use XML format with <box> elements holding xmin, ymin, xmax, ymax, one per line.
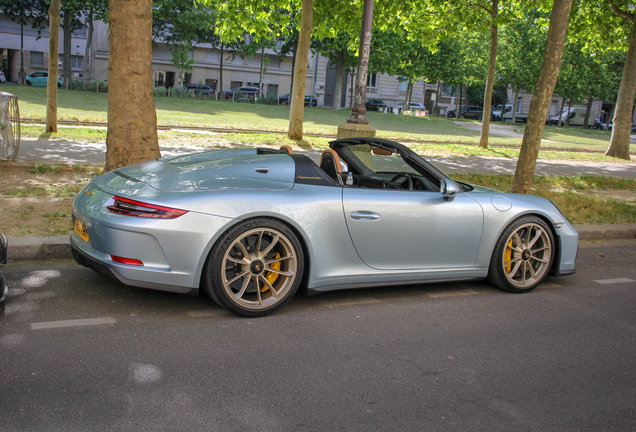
<box><xmin>71</xmin><ymin>137</ymin><xmax>578</xmax><ymax>317</ymax></box>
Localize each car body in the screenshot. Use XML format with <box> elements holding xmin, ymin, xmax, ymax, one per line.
<box><xmin>365</xmin><ymin>99</ymin><xmax>387</xmax><ymax>111</ymax></box>
<box><xmin>1</xmin><ymin>232</ymin><xmax>7</xmax><ymax>303</ymax></box>
<box><xmin>26</xmin><ymin>71</ymin><xmax>63</xmax><ymax>87</ymax></box>
<box><xmin>460</xmin><ymin>106</ymin><xmax>484</xmax><ymax>120</ymax></box>
<box><xmin>224</xmin><ymin>86</ymin><xmax>259</xmax><ymax>100</ymax></box>
<box><xmin>393</xmin><ymin>102</ymin><xmax>427</xmax><ymax>112</ymax></box>
<box><xmin>183</xmin><ymin>84</ymin><xmax>214</xmax><ymax>96</ymax></box>
<box><xmin>0</xmin><ymin>70</ymin><xmax>6</xmax><ymax>83</ymax></box>
<box><xmin>71</xmin><ymin>137</ymin><xmax>578</xmax><ymax>317</ymax></box>
<box><xmin>447</xmin><ymin>107</ymin><xmax>467</xmax><ymax>118</ymax></box>
<box><xmin>548</xmin><ymin>109</ymin><xmax>596</xmax><ymax>127</ymax></box>
<box><xmin>278</xmin><ymin>94</ymin><xmax>318</xmax><ymax>106</ymax></box>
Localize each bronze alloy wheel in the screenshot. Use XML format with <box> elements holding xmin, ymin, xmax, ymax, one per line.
<box><xmin>204</xmin><ymin>219</ymin><xmax>304</xmax><ymax>317</ymax></box>
<box><xmin>488</xmin><ymin>216</ymin><xmax>554</xmax><ymax>293</ymax></box>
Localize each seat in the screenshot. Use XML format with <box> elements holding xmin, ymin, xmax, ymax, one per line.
<box><xmin>320</xmin><ymin>149</ymin><xmax>344</xmax><ymax>185</ymax></box>
<box><xmin>279</xmin><ymin>145</ymin><xmax>294</xmax><ymax>154</ymax></box>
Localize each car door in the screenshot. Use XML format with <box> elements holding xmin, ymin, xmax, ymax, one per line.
<box><xmin>343</xmin><ymin>187</ymin><xmax>484</xmax><ymax>270</ymax></box>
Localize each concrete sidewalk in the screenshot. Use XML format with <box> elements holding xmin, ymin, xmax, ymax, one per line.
<box><xmin>3</xmin><ymin>138</ymin><xmax>636</xmax><ymax>261</ymax></box>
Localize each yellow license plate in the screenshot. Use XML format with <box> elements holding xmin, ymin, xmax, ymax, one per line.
<box><xmin>74</xmin><ymin>219</ymin><xmax>89</xmax><ymax>242</ymax></box>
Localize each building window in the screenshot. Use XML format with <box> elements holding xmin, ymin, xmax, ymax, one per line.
<box><xmin>441</xmin><ymin>82</ymin><xmax>457</xmax><ymax>97</ymax></box>
<box><xmin>398</xmin><ymin>79</ymin><xmax>409</xmax><ymax>92</ymax></box>
<box><xmin>231</xmin><ymin>81</ymin><xmax>243</xmax><ymax>90</ymax></box>
<box><xmin>155</xmin><ymin>71</ymin><xmax>165</xmax><ymax>87</ymax></box>
<box><xmin>516</xmin><ymin>97</ymin><xmax>522</xmax><ymax>113</ymax></box>
<box><xmin>30</xmin><ymin>51</ymin><xmax>44</xmax><ymax>67</ymax></box>
<box><xmin>71</xmin><ymin>56</ymin><xmax>83</xmax><ymax>70</ymax></box>
<box><xmin>367</xmin><ymin>73</ymin><xmax>377</xmax><ymax>88</ymax></box>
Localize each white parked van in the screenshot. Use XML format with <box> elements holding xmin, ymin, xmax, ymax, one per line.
<box><xmin>549</xmin><ymin>108</ymin><xmax>596</xmax><ymax>127</ymax></box>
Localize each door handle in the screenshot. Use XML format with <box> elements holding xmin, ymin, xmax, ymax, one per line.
<box><xmin>350</xmin><ymin>211</ymin><xmax>381</xmax><ymax>221</ymax></box>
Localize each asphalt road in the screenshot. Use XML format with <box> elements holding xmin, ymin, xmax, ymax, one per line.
<box><xmin>1</xmin><ymin>240</ymin><xmax>635</xmax><ymax>431</ymax></box>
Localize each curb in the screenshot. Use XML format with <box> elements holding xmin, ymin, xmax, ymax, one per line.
<box><xmin>6</xmin><ymin>224</ymin><xmax>636</xmax><ymax>262</ymax></box>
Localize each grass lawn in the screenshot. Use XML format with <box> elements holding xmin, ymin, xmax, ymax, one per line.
<box><xmin>10</xmin><ymin>86</ymin><xmax>636</xmax><ymax>164</ymax></box>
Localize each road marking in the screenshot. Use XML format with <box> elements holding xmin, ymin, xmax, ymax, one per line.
<box><xmin>187</xmin><ymin>309</ymin><xmax>228</xmax><ymax>318</ymax></box>
<box><xmin>428</xmin><ymin>289</ymin><xmax>480</xmax><ymax>298</ymax></box>
<box><xmin>537</xmin><ymin>283</ymin><xmax>562</xmax><ymax>289</ymax></box>
<box><xmin>30</xmin><ymin>317</ymin><xmax>116</xmax><ymax>330</ymax></box>
<box><xmin>593</xmin><ymin>278</ymin><xmax>635</xmax><ymax>285</ymax></box>
<box><xmin>321</xmin><ymin>297</ymin><xmax>381</xmax><ymax>308</ymax></box>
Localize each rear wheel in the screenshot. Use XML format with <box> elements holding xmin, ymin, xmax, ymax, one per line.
<box><xmin>202</xmin><ymin>218</ymin><xmax>304</xmax><ymax>317</ymax></box>
<box><xmin>487</xmin><ymin>216</ymin><xmax>554</xmax><ymax>293</ymax></box>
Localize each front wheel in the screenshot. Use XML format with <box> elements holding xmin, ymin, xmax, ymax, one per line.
<box><xmin>202</xmin><ymin>218</ymin><xmax>304</xmax><ymax>317</ymax></box>
<box><xmin>487</xmin><ymin>216</ymin><xmax>554</xmax><ymax>293</ymax></box>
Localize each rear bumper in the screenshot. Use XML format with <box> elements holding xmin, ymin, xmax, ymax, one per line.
<box><xmin>70</xmin><ymin>236</ymin><xmax>199</xmax><ymax>296</ymax></box>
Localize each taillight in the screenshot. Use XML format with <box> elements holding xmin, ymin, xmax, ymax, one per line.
<box><xmin>107</xmin><ymin>196</ymin><xmax>187</xmax><ymax>219</ymax></box>
<box><xmin>111</xmin><ymin>255</ymin><xmax>144</xmax><ymax>266</ymax></box>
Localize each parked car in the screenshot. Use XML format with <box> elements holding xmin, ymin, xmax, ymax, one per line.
<box><xmin>224</xmin><ymin>86</ymin><xmax>259</xmax><ymax>100</ymax></box>
<box><xmin>548</xmin><ymin>108</ymin><xmax>596</xmax><ymax>127</ymax></box>
<box><xmin>606</xmin><ymin>123</ymin><xmax>636</xmax><ymax>133</ymax></box>
<box><xmin>0</xmin><ymin>70</ymin><xmax>6</xmax><ymax>83</ymax></box>
<box><xmin>592</xmin><ymin>119</ymin><xmax>606</xmax><ymax>130</ymax></box>
<box><xmin>393</xmin><ymin>102</ymin><xmax>428</xmax><ymax>113</ymax></box>
<box><xmin>365</xmin><ymin>99</ymin><xmax>387</xmax><ymax>111</ymax></box>
<box><xmin>26</xmin><ymin>71</ymin><xmax>63</xmax><ymax>87</ymax></box>
<box><xmin>492</xmin><ymin>104</ymin><xmax>529</xmax><ymax>123</ymax></box>
<box><xmin>183</xmin><ymin>84</ymin><xmax>215</xmax><ymax>96</ymax></box>
<box><xmin>459</xmin><ymin>106</ymin><xmax>484</xmax><ymax>120</ymax></box>
<box><xmin>278</xmin><ymin>94</ymin><xmax>318</xmax><ymax>106</ymax></box>
<box><xmin>447</xmin><ymin>107</ymin><xmax>467</xmax><ymax>118</ymax></box>
<box><xmin>1</xmin><ymin>232</ymin><xmax>7</xmax><ymax>305</ymax></box>
<box><xmin>70</xmin><ymin>137</ymin><xmax>578</xmax><ymax>317</ymax></box>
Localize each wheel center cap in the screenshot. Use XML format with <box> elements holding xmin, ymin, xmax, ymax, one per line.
<box><xmin>522</xmin><ymin>249</ymin><xmax>531</xmax><ymax>261</ymax></box>
<box><xmin>250</xmin><ymin>260</ymin><xmax>265</xmax><ymax>275</ymax></box>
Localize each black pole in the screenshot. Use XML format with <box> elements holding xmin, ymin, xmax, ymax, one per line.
<box><xmin>19</xmin><ymin>18</ymin><xmax>26</xmax><ymax>85</ymax></box>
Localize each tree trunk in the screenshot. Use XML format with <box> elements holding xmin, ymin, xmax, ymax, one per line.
<box><xmin>454</xmin><ymin>83</ymin><xmax>459</xmax><ymax>116</ymax></box>
<box><xmin>458</xmin><ymin>83</ymin><xmax>463</xmax><ymax>116</ymax></box>
<box><xmin>434</xmin><ymin>80</ymin><xmax>441</xmax><ymax>116</ymax></box>
<box><xmin>479</xmin><ymin>0</ymin><xmax>498</xmax><ymax>149</ymax></box>
<box><xmin>583</xmin><ymin>97</ymin><xmax>593</xmax><ymax>128</ymax></box>
<box><xmin>606</xmin><ymin>99</ymin><xmax>616</xmax><ymax>130</ymax></box>
<box><xmin>83</xmin><ymin>9</ymin><xmax>94</xmax><ymax>91</ymax></box>
<box><xmin>258</xmin><ymin>46</ymin><xmax>265</xmax><ymax>98</ymax></box>
<box><xmin>402</xmin><ymin>80</ymin><xmax>412</xmax><ymax>112</ymax></box>
<box><xmin>511</xmin><ymin>0</ymin><xmax>574</xmax><ymax>194</ymax></box>
<box><xmin>290</xmin><ymin>38</ymin><xmax>298</xmax><ymax>94</ymax></box>
<box><xmin>287</xmin><ymin>0</ymin><xmax>312</xmax><ymax>140</ymax></box>
<box><xmin>511</xmin><ymin>89</ymin><xmax>519</xmax><ymax>123</ymax></box>
<box><xmin>218</xmin><ymin>43</ymin><xmax>224</xmax><ymax>100</ymax></box>
<box><xmin>350</xmin><ymin>70</ymin><xmax>356</xmax><ymax>109</ymax></box>
<box><xmin>63</xmin><ymin>10</ymin><xmax>72</xmax><ymax>88</ymax></box>
<box><xmin>46</xmin><ymin>0</ymin><xmax>60</xmax><ymax>133</ymax></box>
<box><xmin>557</xmin><ymin>98</ymin><xmax>566</xmax><ymax>127</ymax></box>
<box><xmin>332</xmin><ymin>49</ymin><xmax>344</xmax><ymax>110</ymax></box>
<box><xmin>105</xmin><ymin>0</ymin><xmax>160</xmax><ymax>171</ymax></box>
<box><xmin>606</xmin><ymin>21</ymin><xmax>636</xmax><ymax>160</ymax></box>
<box><xmin>565</xmin><ymin>99</ymin><xmax>572</xmax><ymax>127</ymax></box>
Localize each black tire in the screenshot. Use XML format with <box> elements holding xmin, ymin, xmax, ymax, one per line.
<box><xmin>26</xmin><ymin>81</ymin><xmax>32</xmax><ymax>85</ymax></box>
<box><xmin>202</xmin><ymin>218</ymin><xmax>304</xmax><ymax>317</ymax></box>
<box><xmin>487</xmin><ymin>215</ymin><xmax>554</xmax><ymax>293</ymax></box>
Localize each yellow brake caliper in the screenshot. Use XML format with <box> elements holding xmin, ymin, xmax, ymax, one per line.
<box><xmin>505</xmin><ymin>239</ymin><xmax>513</xmax><ymax>273</ymax></box>
<box><xmin>261</xmin><ymin>253</ymin><xmax>281</xmax><ymax>292</ymax></box>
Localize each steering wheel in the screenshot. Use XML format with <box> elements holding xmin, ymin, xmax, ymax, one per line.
<box><xmin>387</xmin><ymin>173</ymin><xmax>413</xmax><ymax>190</ymax></box>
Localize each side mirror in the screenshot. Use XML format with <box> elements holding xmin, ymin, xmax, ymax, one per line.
<box><xmin>440</xmin><ymin>179</ymin><xmax>459</xmax><ymax>201</ymax></box>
